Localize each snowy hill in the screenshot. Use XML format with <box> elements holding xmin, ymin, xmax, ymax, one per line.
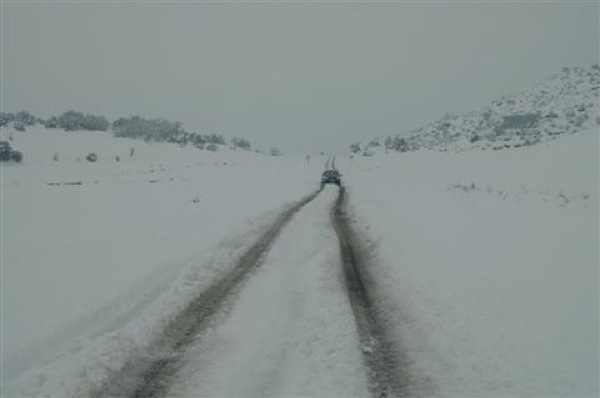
<box><xmin>358</xmin><ymin>64</ymin><xmax>599</xmax><ymax>154</ymax></box>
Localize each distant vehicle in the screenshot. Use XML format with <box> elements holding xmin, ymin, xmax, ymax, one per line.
<box><xmin>0</xmin><ymin>141</ymin><xmax>22</xmax><ymax>162</ymax></box>
<box><xmin>321</xmin><ymin>169</ymin><xmax>341</xmax><ymax>186</ymax></box>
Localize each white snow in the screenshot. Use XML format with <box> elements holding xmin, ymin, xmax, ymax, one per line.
<box><xmin>167</xmin><ymin>186</ymin><xmax>369</xmax><ymax>397</ymax></box>
<box><xmin>341</xmin><ymin>128</ymin><xmax>599</xmax><ymax>397</ymax></box>
<box><xmin>360</xmin><ymin>64</ymin><xmax>599</xmax><ymax>154</ymax></box>
<box><xmin>2</xmin><ymin>124</ymin><xmax>598</xmax><ymax>397</ymax></box>
<box><xmin>1</xmin><ymin>127</ymin><xmax>319</xmax><ymax>397</ymax></box>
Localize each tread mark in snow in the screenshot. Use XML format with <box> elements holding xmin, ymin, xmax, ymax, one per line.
<box><xmin>332</xmin><ymin>186</ymin><xmax>428</xmax><ymax>398</ymax></box>
<box><xmin>95</xmin><ymin>188</ymin><xmax>322</xmax><ymax>398</ymax></box>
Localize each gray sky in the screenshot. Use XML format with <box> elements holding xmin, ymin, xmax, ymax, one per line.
<box><xmin>2</xmin><ymin>1</ymin><xmax>598</xmax><ymax>154</ymax></box>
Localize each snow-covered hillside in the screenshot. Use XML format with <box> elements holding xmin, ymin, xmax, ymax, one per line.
<box><xmin>359</xmin><ymin>65</ymin><xmax>599</xmax><ymax>154</ymax></box>
<box><xmin>1</xmin><ymin>126</ymin><xmax>318</xmax><ymax>396</ymax></box>
<box><xmin>342</xmin><ymin>129</ymin><xmax>598</xmax><ymax>396</ymax></box>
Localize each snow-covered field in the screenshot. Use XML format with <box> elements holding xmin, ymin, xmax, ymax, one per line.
<box><xmin>2</xmin><ymin>126</ymin><xmax>598</xmax><ymax>397</ymax></box>
<box><xmin>1</xmin><ymin>127</ymin><xmax>318</xmax><ymax>396</ymax></box>
<box><xmin>342</xmin><ymin>128</ymin><xmax>599</xmax><ymax>396</ymax></box>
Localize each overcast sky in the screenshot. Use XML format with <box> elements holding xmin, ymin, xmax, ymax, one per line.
<box><xmin>2</xmin><ymin>1</ymin><xmax>598</xmax><ymax>153</ymax></box>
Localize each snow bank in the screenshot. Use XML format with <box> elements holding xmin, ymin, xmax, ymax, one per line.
<box><xmin>1</xmin><ymin>127</ymin><xmax>321</xmax><ymax>396</ymax></box>
<box><xmin>342</xmin><ymin>129</ymin><xmax>598</xmax><ymax>396</ymax></box>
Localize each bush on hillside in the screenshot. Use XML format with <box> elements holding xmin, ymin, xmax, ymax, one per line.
<box><xmin>15</xmin><ymin>111</ymin><xmax>36</xmax><ymax>126</ymax></box>
<box><xmin>56</xmin><ymin>111</ymin><xmax>109</xmax><ymax>131</ymax></box>
<box><xmin>391</xmin><ymin>137</ymin><xmax>409</xmax><ymax>152</ymax></box>
<box><xmin>232</xmin><ymin>137</ymin><xmax>251</xmax><ymax>150</ymax></box>
<box><xmin>0</xmin><ymin>112</ymin><xmax>14</xmax><ymax>127</ymax></box>
<box><xmin>1</xmin><ymin>111</ymin><xmax>38</xmax><ymax>128</ymax></box>
<box><xmin>0</xmin><ymin>141</ymin><xmax>22</xmax><ymax>163</ymax></box>
<box><xmin>206</xmin><ymin>133</ymin><xmax>226</xmax><ymax>145</ymax></box>
<box><xmin>350</xmin><ymin>142</ymin><xmax>361</xmax><ymax>153</ymax></box>
<box><xmin>384</xmin><ymin>136</ymin><xmax>393</xmax><ymax>150</ymax></box>
<box><xmin>11</xmin><ymin>150</ymin><xmax>22</xmax><ymax>162</ymax></box>
<box><xmin>44</xmin><ymin>116</ymin><xmax>59</xmax><ymax>128</ymax></box>
<box><xmin>112</xmin><ymin>116</ymin><xmax>184</xmax><ymax>142</ymax></box>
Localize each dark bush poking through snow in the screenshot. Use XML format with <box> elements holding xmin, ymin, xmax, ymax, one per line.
<box><xmin>0</xmin><ymin>141</ymin><xmax>23</xmax><ymax>163</ymax></box>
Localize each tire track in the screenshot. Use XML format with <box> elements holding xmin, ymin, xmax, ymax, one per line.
<box><xmin>161</xmin><ymin>186</ymin><xmax>369</xmax><ymax>398</ymax></box>
<box><xmin>332</xmin><ymin>186</ymin><xmax>424</xmax><ymax>397</ymax></box>
<box><xmin>93</xmin><ymin>188</ymin><xmax>322</xmax><ymax>398</ymax></box>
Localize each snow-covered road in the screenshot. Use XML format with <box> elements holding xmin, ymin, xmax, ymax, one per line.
<box><xmin>147</xmin><ymin>186</ymin><xmax>371</xmax><ymax>397</ymax></box>
<box><xmin>100</xmin><ymin>184</ymin><xmax>430</xmax><ymax>398</ymax></box>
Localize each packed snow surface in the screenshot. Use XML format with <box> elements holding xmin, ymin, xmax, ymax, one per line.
<box><xmin>167</xmin><ymin>186</ymin><xmax>368</xmax><ymax>397</ymax></box>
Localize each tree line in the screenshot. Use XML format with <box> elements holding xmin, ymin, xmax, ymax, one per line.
<box><xmin>0</xmin><ymin>110</ymin><xmax>255</xmax><ymax>152</ymax></box>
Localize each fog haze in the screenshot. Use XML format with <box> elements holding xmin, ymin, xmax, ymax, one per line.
<box><xmin>2</xmin><ymin>2</ymin><xmax>598</xmax><ymax>153</ymax></box>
